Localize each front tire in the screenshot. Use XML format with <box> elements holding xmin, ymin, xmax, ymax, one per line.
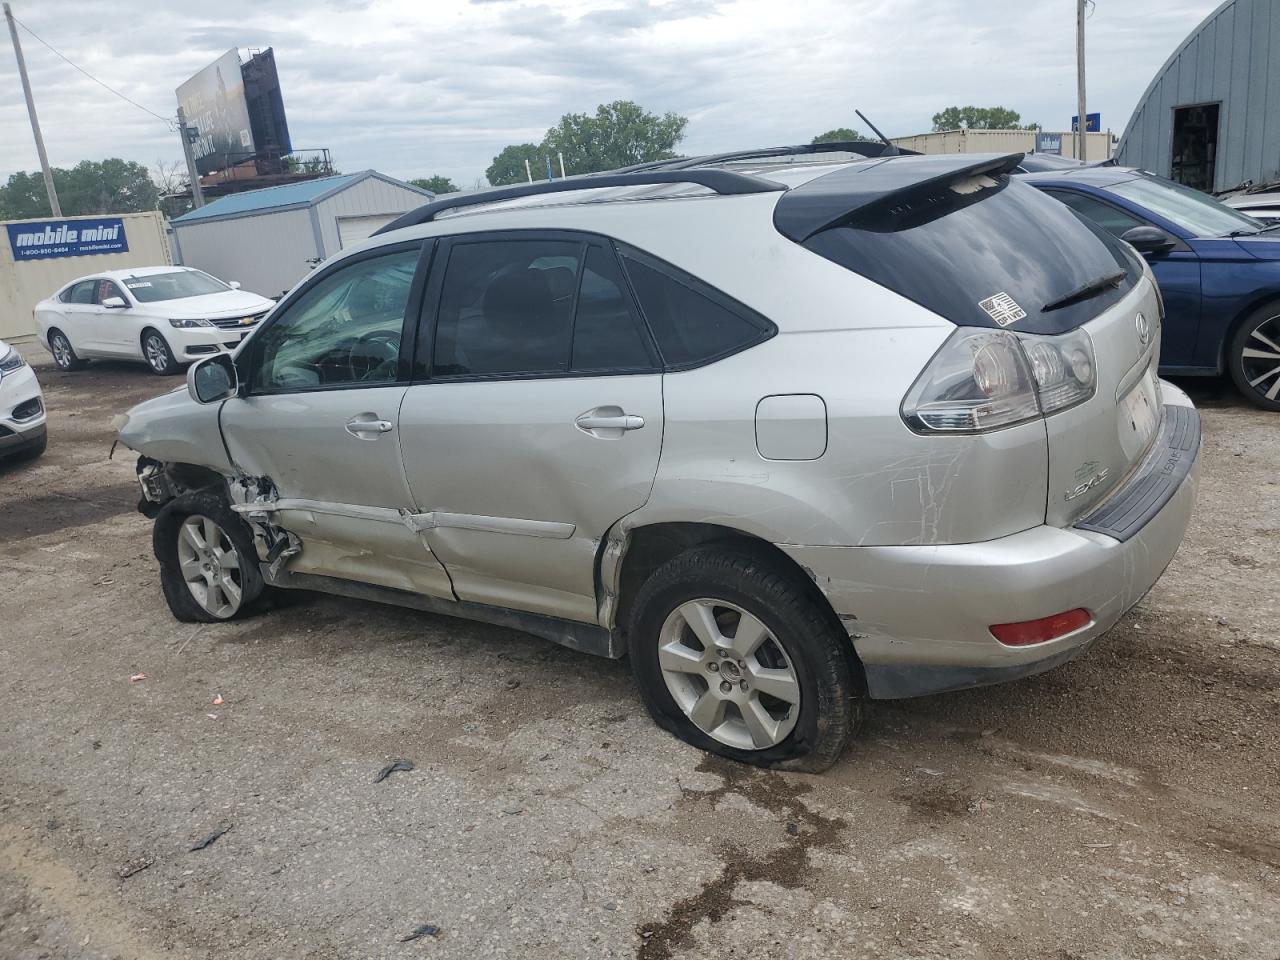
<box><xmin>1227</xmin><ymin>303</ymin><xmax>1280</xmax><ymax>411</ymax></box>
<box><xmin>48</xmin><ymin>329</ymin><xmax>85</xmax><ymax>371</ymax></box>
<box><xmin>142</xmin><ymin>329</ymin><xmax>180</xmax><ymax>376</ymax></box>
<box><xmin>153</xmin><ymin>490</ymin><xmax>264</xmax><ymax>622</ymax></box>
<box><xmin>628</xmin><ymin>546</ymin><xmax>862</xmax><ymax>772</ymax></box>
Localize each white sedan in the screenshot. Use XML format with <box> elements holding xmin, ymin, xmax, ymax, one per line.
<box><xmin>0</xmin><ymin>340</ymin><xmax>47</xmax><ymax>460</ymax></box>
<box><xmin>34</xmin><ymin>267</ymin><xmax>275</xmax><ymax>375</ymax></box>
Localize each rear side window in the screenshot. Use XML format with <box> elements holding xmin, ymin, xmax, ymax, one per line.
<box><xmin>62</xmin><ymin>281</ymin><xmax>95</xmax><ymax>304</ymax></box>
<box><xmin>801</xmin><ymin>177</ymin><xmax>1140</xmax><ymax>334</ymax></box>
<box><xmin>430</xmin><ymin>238</ymin><xmax>655</xmax><ymax>378</ymax></box>
<box><xmin>620</xmin><ymin>253</ymin><xmax>773</xmax><ymax>368</ymax></box>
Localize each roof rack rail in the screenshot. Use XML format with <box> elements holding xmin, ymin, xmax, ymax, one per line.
<box><xmin>371</xmin><ymin>169</ymin><xmax>785</xmax><ymax>236</ymax></box>
<box><xmin>605</xmin><ymin>140</ymin><xmax>918</xmax><ymax>176</ymax></box>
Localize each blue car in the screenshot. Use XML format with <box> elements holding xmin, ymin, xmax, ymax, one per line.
<box><xmin>1021</xmin><ymin>166</ymin><xmax>1280</xmax><ymax>411</ymax></box>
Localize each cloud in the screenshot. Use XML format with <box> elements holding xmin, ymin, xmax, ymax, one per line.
<box><xmin>0</xmin><ymin>0</ymin><xmax>1220</xmax><ymax>187</ymax></box>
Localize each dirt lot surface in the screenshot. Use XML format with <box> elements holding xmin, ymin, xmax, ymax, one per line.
<box><xmin>0</xmin><ymin>348</ymin><xmax>1276</xmax><ymax>960</ymax></box>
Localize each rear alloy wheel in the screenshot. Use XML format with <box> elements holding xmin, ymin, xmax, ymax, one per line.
<box><xmin>629</xmin><ymin>547</ymin><xmax>861</xmax><ymax>772</ymax></box>
<box><xmin>48</xmin><ymin>330</ymin><xmax>85</xmax><ymax>371</ymax></box>
<box><xmin>1228</xmin><ymin>304</ymin><xmax>1280</xmax><ymax>412</ymax></box>
<box><xmin>142</xmin><ymin>329</ymin><xmax>180</xmax><ymax>375</ymax></box>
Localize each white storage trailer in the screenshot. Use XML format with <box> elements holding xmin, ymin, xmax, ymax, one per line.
<box><xmin>169</xmin><ymin>171</ymin><xmax>432</xmax><ymax>300</ymax></box>
<box><xmin>0</xmin><ymin>211</ymin><xmax>171</xmax><ymax>343</ymax></box>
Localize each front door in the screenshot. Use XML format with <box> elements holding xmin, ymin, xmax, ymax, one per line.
<box><xmin>89</xmin><ymin>279</ymin><xmax>135</xmax><ymax>356</ymax></box>
<box><xmin>219</xmin><ymin>241</ymin><xmax>453</xmax><ymax>598</ymax></box>
<box><xmin>399</xmin><ymin>233</ymin><xmax>664</xmax><ymax>623</ymax></box>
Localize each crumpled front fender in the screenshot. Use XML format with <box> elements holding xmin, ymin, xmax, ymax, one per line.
<box><xmin>115</xmin><ymin>389</ymin><xmax>233</xmax><ymax>473</ymax></box>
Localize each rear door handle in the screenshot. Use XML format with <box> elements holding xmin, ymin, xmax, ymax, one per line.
<box><xmin>346</xmin><ymin>414</ymin><xmax>394</xmax><ymax>439</ymax></box>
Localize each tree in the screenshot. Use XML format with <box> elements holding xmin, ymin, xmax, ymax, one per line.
<box><xmin>811</xmin><ymin>127</ymin><xmax>869</xmax><ymax>144</ymax></box>
<box><xmin>485</xmin><ymin>143</ymin><xmax>543</xmax><ymax>186</ymax></box>
<box><xmin>541</xmin><ymin>101</ymin><xmax>687</xmax><ymax>176</ymax></box>
<box><xmin>409</xmin><ymin>175</ymin><xmax>459</xmax><ymax>194</ymax></box>
<box><xmin>153</xmin><ymin>159</ymin><xmax>193</xmax><ymax>219</ymax></box>
<box><xmin>931</xmin><ymin>106</ymin><xmax>1037</xmax><ymax>132</ymax></box>
<box><xmin>0</xmin><ymin>159</ymin><xmax>159</xmax><ymax>219</ymax></box>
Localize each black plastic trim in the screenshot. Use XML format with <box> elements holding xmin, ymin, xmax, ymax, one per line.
<box><xmin>773</xmin><ymin>152</ymin><xmax>1025</xmax><ymax>243</ymax></box>
<box><xmin>372</xmin><ymin>170</ymin><xmax>785</xmax><ymax>237</ymax></box>
<box><xmin>1075</xmin><ymin>403</ymin><xmax>1200</xmax><ymax>542</ymax></box>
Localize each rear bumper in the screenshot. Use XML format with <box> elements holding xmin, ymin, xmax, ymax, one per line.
<box><xmin>781</xmin><ymin>382</ymin><xmax>1200</xmax><ymax>699</ymax></box>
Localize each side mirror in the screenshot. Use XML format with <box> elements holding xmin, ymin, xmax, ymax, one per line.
<box><xmin>101</xmin><ymin>296</ymin><xmax>127</xmax><ymax>309</ymax></box>
<box><xmin>228</xmin><ymin>280</ymin><xmax>241</xmax><ymax>290</ymax></box>
<box><xmin>187</xmin><ymin>354</ymin><xmax>239</xmax><ymax>405</ymax></box>
<box><xmin>1120</xmin><ymin>225</ymin><xmax>1177</xmax><ymax>256</ymax></box>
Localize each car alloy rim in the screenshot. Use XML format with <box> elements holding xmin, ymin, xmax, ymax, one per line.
<box><xmin>52</xmin><ymin>336</ymin><xmax>71</xmax><ymax>368</ymax></box>
<box><xmin>657</xmin><ymin>598</ymin><xmax>801</xmax><ymax>750</ymax></box>
<box><xmin>1242</xmin><ymin>313</ymin><xmax>1280</xmax><ymax>403</ymax></box>
<box><xmin>145</xmin><ymin>335</ymin><xmax>169</xmax><ymax>372</ymax></box>
<box><xmin>177</xmin><ymin>514</ymin><xmax>244</xmax><ymax>618</ymax></box>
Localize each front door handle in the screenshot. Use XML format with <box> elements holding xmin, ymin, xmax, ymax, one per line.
<box><xmin>575</xmin><ymin>414</ymin><xmax>644</xmax><ymax>431</ymax></box>
<box><xmin>346</xmin><ymin>413</ymin><xmax>394</xmax><ymax>439</ymax></box>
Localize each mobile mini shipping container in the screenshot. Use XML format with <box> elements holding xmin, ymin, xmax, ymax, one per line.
<box><xmin>0</xmin><ymin>211</ymin><xmax>171</xmax><ymax>343</ymax></box>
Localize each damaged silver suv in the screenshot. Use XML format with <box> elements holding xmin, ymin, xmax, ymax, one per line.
<box><xmin>117</xmin><ymin>144</ymin><xmax>1200</xmax><ymax>771</ymax></box>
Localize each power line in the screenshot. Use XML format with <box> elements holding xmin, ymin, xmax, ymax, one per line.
<box><xmin>12</xmin><ymin>15</ymin><xmax>174</xmax><ymax>129</ymax></box>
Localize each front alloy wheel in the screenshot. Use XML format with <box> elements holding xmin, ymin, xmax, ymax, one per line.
<box><xmin>176</xmin><ymin>514</ymin><xmax>245</xmax><ymax>618</ymax></box>
<box><xmin>143</xmin><ymin>331</ymin><xmax>179</xmax><ymax>375</ymax></box>
<box><xmin>658</xmin><ymin>599</ymin><xmax>801</xmax><ymax>750</ymax></box>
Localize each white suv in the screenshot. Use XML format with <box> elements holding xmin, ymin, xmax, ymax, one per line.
<box><xmin>115</xmin><ymin>144</ymin><xmax>1199</xmax><ymax>771</ymax></box>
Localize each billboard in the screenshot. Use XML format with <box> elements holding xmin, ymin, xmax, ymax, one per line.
<box><xmin>6</xmin><ymin>218</ymin><xmax>128</xmax><ymax>261</ymax></box>
<box><xmin>242</xmin><ymin>48</ymin><xmax>292</xmax><ymax>161</ymax></box>
<box><xmin>177</xmin><ymin>49</ymin><xmax>255</xmax><ymax>176</ymax></box>
<box><xmin>1071</xmin><ymin>113</ymin><xmax>1102</xmax><ymax>133</ymax></box>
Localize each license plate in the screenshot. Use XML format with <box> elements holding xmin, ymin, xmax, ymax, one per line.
<box><xmin>1118</xmin><ymin>366</ymin><xmax>1160</xmax><ymax>459</ymax></box>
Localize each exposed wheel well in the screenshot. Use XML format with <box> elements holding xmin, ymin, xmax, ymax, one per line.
<box><xmin>47</xmin><ymin>326</ymin><xmax>64</xmax><ymax>347</ymax></box>
<box><xmin>610</xmin><ymin>521</ymin><xmax>864</xmax><ymax>685</ymax></box>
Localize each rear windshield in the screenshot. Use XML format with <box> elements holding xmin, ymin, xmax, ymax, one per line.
<box><xmin>802</xmin><ymin>175</ymin><xmax>1140</xmax><ymax>334</ymax></box>
<box><xmin>122</xmin><ymin>271</ymin><xmax>230</xmax><ymax>303</ymax></box>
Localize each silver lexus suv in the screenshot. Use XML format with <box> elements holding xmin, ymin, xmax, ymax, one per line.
<box><xmin>116</xmin><ymin>143</ymin><xmax>1199</xmax><ymax>771</ymax></box>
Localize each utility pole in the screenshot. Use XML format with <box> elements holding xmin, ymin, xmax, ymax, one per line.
<box><xmin>4</xmin><ymin>2</ymin><xmax>61</xmax><ymax>216</ymax></box>
<box><xmin>1076</xmin><ymin>0</ymin><xmax>1088</xmax><ymax>162</ymax></box>
<box><xmin>176</xmin><ymin>105</ymin><xmax>205</xmax><ymax>208</ymax></box>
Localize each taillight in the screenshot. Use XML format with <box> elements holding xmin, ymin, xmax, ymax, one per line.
<box><xmin>902</xmin><ymin>327</ymin><xmax>1097</xmax><ymax>434</ymax></box>
<box><xmin>990</xmin><ymin>609</ymin><xmax>1091</xmax><ymax>646</ymax></box>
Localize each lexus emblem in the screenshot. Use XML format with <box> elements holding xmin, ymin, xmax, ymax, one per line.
<box><xmin>1135</xmin><ymin>312</ymin><xmax>1150</xmax><ymax>346</ymax></box>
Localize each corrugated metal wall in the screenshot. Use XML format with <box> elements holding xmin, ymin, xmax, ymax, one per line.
<box><xmin>312</xmin><ymin>178</ymin><xmax>428</xmax><ymax>257</ymax></box>
<box><xmin>0</xmin><ymin>212</ymin><xmax>171</xmax><ymax>343</ymax></box>
<box><xmin>173</xmin><ymin>208</ymin><xmax>317</xmax><ymax>300</ymax></box>
<box><xmin>1116</xmin><ymin>0</ymin><xmax>1278</xmax><ymax>191</ymax></box>
<box><xmin>891</xmin><ymin>129</ymin><xmax>1113</xmax><ymax>160</ymax></box>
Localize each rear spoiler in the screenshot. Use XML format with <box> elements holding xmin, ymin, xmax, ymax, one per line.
<box><xmin>772</xmin><ymin>152</ymin><xmax>1025</xmax><ymax>243</ymax></box>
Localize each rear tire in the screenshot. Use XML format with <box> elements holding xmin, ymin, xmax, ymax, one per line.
<box><xmin>1227</xmin><ymin>302</ymin><xmax>1280</xmax><ymax>411</ymax></box>
<box><xmin>628</xmin><ymin>546</ymin><xmax>862</xmax><ymax>772</ymax></box>
<box><xmin>48</xmin><ymin>329</ymin><xmax>85</xmax><ymax>371</ymax></box>
<box><xmin>142</xmin><ymin>329</ymin><xmax>180</xmax><ymax>376</ymax></box>
<box><xmin>153</xmin><ymin>490</ymin><xmax>265</xmax><ymax>622</ymax></box>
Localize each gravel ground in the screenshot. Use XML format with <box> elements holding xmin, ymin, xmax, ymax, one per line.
<box><xmin>0</xmin><ymin>348</ymin><xmax>1276</xmax><ymax>960</ymax></box>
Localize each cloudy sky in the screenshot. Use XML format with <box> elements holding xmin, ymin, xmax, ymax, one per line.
<box><xmin>1</xmin><ymin>0</ymin><xmax>1221</xmax><ymax>186</ymax></box>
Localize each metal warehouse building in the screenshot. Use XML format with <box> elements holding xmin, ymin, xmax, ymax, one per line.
<box><xmin>1115</xmin><ymin>0</ymin><xmax>1279</xmax><ymax>193</ymax></box>
<box><xmin>170</xmin><ymin>171</ymin><xmax>431</xmax><ymax>299</ymax></box>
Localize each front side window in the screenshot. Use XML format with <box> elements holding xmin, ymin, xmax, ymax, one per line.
<box><xmin>430</xmin><ymin>238</ymin><xmax>654</xmax><ymax>378</ymax></box>
<box><xmin>252</xmin><ymin>248</ymin><xmax>419</xmax><ymax>392</ymax></box>
<box><xmin>1104</xmin><ymin>175</ymin><xmax>1263</xmax><ymax>238</ymax></box>
<box><xmin>1046</xmin><ymin>190</ymin><xmax>1144</xmax><ymax>238</ymax></box>
<box><xmin>94</xmin><ymin>280</ymin><xmax>127</xmax><ymax>305</ymax></box>
<box><xmin>123</xmin><ymin>270</ymin><xmax>230</xmax><ymax>303</ymax></box>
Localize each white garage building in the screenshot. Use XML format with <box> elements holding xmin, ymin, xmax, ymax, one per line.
<box><xmin>170</xmin><ymin>171</ymin><xmax>431</xmax><ymax>299</ymax></box>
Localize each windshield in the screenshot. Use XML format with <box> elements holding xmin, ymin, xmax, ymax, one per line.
<box><xmin>1105</xmin><ymin>176</ymin><xmax>1264</xmax><ymax>237</ymax></box>
<box><xmin>122</xmin><ymin>271</ymin><xmax>231</xmax><ymax>303</ymax></box>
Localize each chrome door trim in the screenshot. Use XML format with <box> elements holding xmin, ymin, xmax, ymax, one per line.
<box><xmin>231</xmin><ymin>499</ymin><xmax>576</xmax><ymax>540</ymax></box>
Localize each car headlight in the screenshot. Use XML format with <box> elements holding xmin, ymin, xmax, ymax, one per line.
<box><xmin>169</xmin><ymin>318</ymin><xmax>213</xmax><ymax>329</ymax></box>
<box><xmin>0</xmin><ymin>346</ymin><xmax>25</xmax><ymax>373</ymax></box>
